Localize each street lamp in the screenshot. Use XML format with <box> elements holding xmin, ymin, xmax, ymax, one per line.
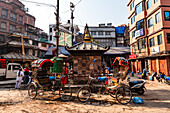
<box><xmin>70</xmin><ymin>2</ymin><xmax>75</xmax><ymax>46</ymax></box>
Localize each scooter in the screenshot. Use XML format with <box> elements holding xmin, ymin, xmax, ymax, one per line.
<box><xmin>127</xmin><ymin>78</ymin><xmax>146</xmax><ymax>95</ymax></box>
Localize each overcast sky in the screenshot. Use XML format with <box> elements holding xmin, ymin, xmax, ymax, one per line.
<box><xmin>21</xmin><ymin>0</ymin><xmax>129</xmax><ymax>34</ymax></box>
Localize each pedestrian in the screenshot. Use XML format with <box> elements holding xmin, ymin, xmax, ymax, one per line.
<box><xmin>15</xmin><ymin>68</ymin><xmax>24</xmax><ymax>89</ymax></box>
<box><xmin>23</xmin><ymin>66</ymin><xmax>29</xmax><ymax>85</ymax></box>
<box><xmin>142</xmin><ymin>68</ymin><xmax>146</xmax><ymax>79</ymax></box>
<box><xmin>160</xmin><ymin>72</ymin><xmax>165</xmax><ymax>83</ymax></box>
<box><xmin>156</xmin><ymin>70</ymin><xmax>162</xmax><ymax>82</ymax></box>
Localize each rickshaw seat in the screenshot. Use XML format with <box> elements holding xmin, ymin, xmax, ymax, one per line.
<box><xmin>98</xmin><ymin>76</ymin><xmax>107</xmax><ymax>82</ymax></box>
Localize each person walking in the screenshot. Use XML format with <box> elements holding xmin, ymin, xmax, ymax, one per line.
<box><xmin>15</xmin><ymin>68</ymin><xmax>24</xmax><ymax>89</ymax></box>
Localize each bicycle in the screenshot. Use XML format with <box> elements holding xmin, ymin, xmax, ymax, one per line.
<box><xmin>77</xmin><ymin>75</ymin><xmax>132</xmax><ymax>105</ymax></box>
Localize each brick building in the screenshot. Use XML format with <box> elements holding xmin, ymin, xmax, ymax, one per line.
<box><xmin>128</xmin><ymin>0</ymin><xmax>170</xmax><ymax>76</ymax></box>
<box><xmin>0</xmin><ymin>0</ymin><xmax>52</xmax><ymax>65</ymax></box>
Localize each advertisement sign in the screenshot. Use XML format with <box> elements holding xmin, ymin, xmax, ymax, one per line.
<box><xmin>135</xmin><ymin>29</ymin><xmax>144</xmax><ymax>38</ymax></box>
<box><xmin>129</xmin><ymin>54</ymin><xmax>137</xmax><ymax>59</ymax></box>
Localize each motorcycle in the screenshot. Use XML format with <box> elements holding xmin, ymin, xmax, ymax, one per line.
<box><xmin>127</xmin><ymin>77</ymin><xmax>146</xmax><ymax>95</ymax></box>
<box><xmin>164</xmin><ymin>76</ymin><xmax>170</xmax><ymax>85</ymax></box>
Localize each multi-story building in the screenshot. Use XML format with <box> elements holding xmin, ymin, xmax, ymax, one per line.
<box><xmin>48</xmin><ymin>21</ymin><xmax>80</xmax><ymax>46</ymax></box>
<box><xmin>0</xmin><ymin>0</ymin><xmax>52</xmax><ymax>65</ymax></box>
<box><xmin>128</xmin><ymin>0</ymin><xmax>170</xmax><ymax>75</ymax></box>
<box><xmin>89</xmin><ymin>23</ymin><xmax>116</xmax><ymax>47</ymax></box>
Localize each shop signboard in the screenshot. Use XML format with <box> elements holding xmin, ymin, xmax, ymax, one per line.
<box><xmin>129</xmin><ymin>54</ymin><xmax>137</xmax><ymax>59</ymax></box>
<box><xmin>135</xmin><ymin>29</ymin><xmax>144</xmax><ymax>38</ymax></box>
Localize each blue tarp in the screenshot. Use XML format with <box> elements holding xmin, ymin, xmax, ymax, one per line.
<box><xmin>115</xmin><ymin>26</ymin><xmax>125</xmax><ymax>34</ymax></box>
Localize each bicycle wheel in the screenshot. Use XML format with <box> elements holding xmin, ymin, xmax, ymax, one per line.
<box><xmin>28</xmin><ymin>83</ymin><xmax>37</xmax><ymax>99</ymax></box>
<box><xmin>77</xmin><ymin>86</ymin><xmax>91</xmax><ymax>103</ymax></box>
<box><xmin>59</xmin><ymin>85</ymin><xmax>72</xmax><ymax>101</ymax></box>
<box><xmin>115</xmin><ymin>85</ymin><xmax>132</xmax><ymax>105</ymax></box>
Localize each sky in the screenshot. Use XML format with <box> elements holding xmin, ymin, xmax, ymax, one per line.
<box><xmin>21</xmin><ymin>0</ymin><xmax>129</xmax><ymax>34</ymax></box>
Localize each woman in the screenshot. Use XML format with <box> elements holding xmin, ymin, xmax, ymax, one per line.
<box><xmin>15</xmin><ymin>68</ymin><xmax>24</xmax><ymax>89</ymax></box>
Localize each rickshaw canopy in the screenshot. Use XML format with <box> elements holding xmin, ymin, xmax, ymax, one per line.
<box><xmin>32</xmin><ymin>59</ymin><xmax>54</xmax><ymax>68</ymax></box>
<box><xmin>112</xmin><ymin>57</ymin><xmax>129</xmax><ymax>67</ymax></box>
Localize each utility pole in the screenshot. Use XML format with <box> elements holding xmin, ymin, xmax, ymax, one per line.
<box><xmin>54</xmin><ymin>0</ymin><xmax>59</xmax><ymax>57</ymax></box>
<box><xmin>70</xmin><ymin>2</ymin><xmax>75</xmax><ymax>46</ymax></box>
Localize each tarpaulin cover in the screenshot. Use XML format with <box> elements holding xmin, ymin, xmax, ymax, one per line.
<box><xmin>112</xmin><ymin>57</ymin><xmax>129</xmax><ymax>67</ymax></box>
<box><xmin>115</xmin><ymin>26</ymin><xmax>125</xmax><ymax>34</ymax></box>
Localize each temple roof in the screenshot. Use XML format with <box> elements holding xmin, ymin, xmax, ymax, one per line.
<box><xmin>66</xmin><ymin>41</ymin><xmax>109</xmax><ymax>51</ymax></box>
<box><xmin>66</xmin><ymin>24</ymin><xmax>109</xmax><ymax>54</ymax></box>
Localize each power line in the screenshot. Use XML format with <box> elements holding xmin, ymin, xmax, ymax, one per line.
<box><xmin>19</xmin><ymin>0</ymin><xmax>56</xmax><ymax>8</ymax></box>
<box><xmin>61</xmin><ymin>0</ymin><xmax>82</xmax><ymax>13</ymax></box>
<box><xmin>75</xmin><ymin>0</ymin><xmax>82</xmax><ymax>6</ymax></box>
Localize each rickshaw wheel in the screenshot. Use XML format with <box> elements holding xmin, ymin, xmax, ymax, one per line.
<box><xmin>77</xmin><ymin>86</ymin><xmax>91</xmax><ymax>103</ymax></box>
<box><xmin>28</xmin><ymin>83</ymin><xmax>37</xmax><ymax>99</ymax></box>
<box><xmin>59</xmin><ymin>85</ymin><xmax>72</xmax><ymax>101</ymax></box>
<box><xmin>115</xmin><ymin>85</ymin><xmax>132</xmax><ymax>105</ymax></box>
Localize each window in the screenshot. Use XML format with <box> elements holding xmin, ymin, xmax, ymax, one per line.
<box><xmin>138</xmin><ymin>38</ymin><xmax>146</xmax><ymax>50</ymax></box>
<box><xmin>132</xmin><ymin>30</ymin><xmax>135</xmax><ymax>38</ymax></box>
<box><xmin>1</xmin><ymin>9</ymin><xmax>8</xmax><ymax>18</ymax></box>
<box><xmin>130</xmin><ymin>1</ymin><xmax>134</xmax><ymax>10</ymax></box>
<box><xmin>33</xmin><ymin>41</ymin><xmax>38</xmax><ymax>46</ymax></box>
<box><xmin>98</xmin><ymin>31</ymin><xmax>103</xmax><ymax>35</ymax></box>
<box><xmin>33</xmin><ymin>50</ymin><xmax>35</xmax><ymax>56</ymax></box>
<box><xmin>136</xmin><ymin>2</ymin><xmax>143</xmax><ymax>15</ymax></box>
<box><xmin>148</xmin><ymin>18</ymin><xmax>153</xmax><ymax>28</ymax></box>
<box><xmin>157</xmin><ymin>34</ymin><xmax>162</xmax><ymax>45</ymax></box>
<box><xmin>164</xmin><ymin>11</ymin><xmax>170</xmax><ymax>21</ymax></box>
<box><xmin>105</xmin><ymin>31</ymin><xmax>111</xmax><ymax>35</ymax></box>
<box><xmin>8</xmin><ymin>65</ymin><xmax>11</xmax><ymax>70</ymax></box>
<box><xmin>42</xmin><ymin>43</ymin><xmax>46</xmax><ymax>47</ymax></box>
<box><xmin>154</xmin><ymin>0</ymin><xmax>158</xmax><ymax>3</ymax></box>
<box><xmin>50</xmin><ymin>28</ymin><xmax>52</xmax><ymax>32</ymax></box>
<box><xmin>131</xmin><ymin>15</ymin><xmax>135</xmax><ymax>24</ymax></box>
<box><xmin>19</xmin><ymin>16</ymin><xmax>23</xmax><ymax>24</ymax></box>
<box><xmin>9</xmin><ymin>24</ymin><xmax>16</xmax><ymax>31</ymax></box>
<box><xmin>147</xmin><ymin>0</ymin><xmax>152</xmax><ymax>10</ymax></box>
<box><xmin>91</xmin><ymin>31</ymin><xmax>96</xmax><ymax>35</ymax></box>
<box><xmin>50</xmin><ymin>35</ymin><xmax>52</xmax><ymax>41</ymax></box>
<box><xmin>155</xmin><ymin>12</ymin><xmax>161</xmax><ymax>23</ymax></box>
<box><xmin>10</xmin><ymin>12</ymin><xmax>17</xmax><ymax>21</ymax></box>
<box><xmin>136</xmin><ymin>19</ymin><xmax>144</xmax><ymax>30</ymax></box>
<box><xmin>149</xmin><ymin>37</ymin><xmax>155</xmax><ymax>47</ymax></box>
<box><xmin>0</xmin><ymin>22</ymin><xmax>7</xmax><ymax>30</ymax></box>
<box><xmin>167</xmin><ymin>33</ymin><xmax>170</xmax><ymax>43</ymax></box>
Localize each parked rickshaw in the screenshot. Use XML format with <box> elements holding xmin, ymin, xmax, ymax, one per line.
<box><xmin>28</xmin><ymin>59</ymin><xmax>72</xmax><ymax>101</ymax></box>
<box><xmin>77</xmin><ymin>59</ymin><xmax>132</xmax><ymax>105</ymax></box>
<box><xmin>112</xmin><ymin>57</ymin><xmax>129</xmax><ymax>78</ymax></box>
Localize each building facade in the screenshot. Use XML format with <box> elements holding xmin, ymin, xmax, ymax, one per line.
<box><xmin>0</xmin><ymin>0</ymin><xmax>52</xmax><ymax>65</ymax></box>
<box><xmin>128</xmin><ymin>0</ymin><xmax>170</xmax><ymax>75</ymax></box>
<box><xmin>89</xmin><ymin>23</ymin><xmax>116</xmax><ymax>47</ymax></box>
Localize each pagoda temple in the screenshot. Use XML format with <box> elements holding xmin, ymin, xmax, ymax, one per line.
<box><xmin>66</xmin><ymin>24</ymin><xmax>109</xmax><ymax>84</ymax></box>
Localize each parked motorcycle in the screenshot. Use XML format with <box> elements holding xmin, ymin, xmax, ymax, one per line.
<box><xmin>127</xmin><ymin>78</ymin><xmax>146</xmax><ymax>95</ymax></box>
<box><xmin>164</xmin><ymin>76</ymin><xmax>170</xmax><ymax>85</ymax></box>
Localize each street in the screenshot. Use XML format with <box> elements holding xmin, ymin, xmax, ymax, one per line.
<box><xmin>0</xmin><ymin>80</ymin><xmax>170</xmax><ymax>113</ymax></box>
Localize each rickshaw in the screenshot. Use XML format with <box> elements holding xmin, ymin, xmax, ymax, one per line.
<box><xmin>28</xmin><ymin>59</ymin><xmax>72</xmax><ymax>101</ymax></box>
<box><xmin>112</xmin><ymin>57</ymin><xmax>129</xmax><ymax>77</ymax></box>
<box><xmin>77</xmin><ymin>59</ymin><xmax>132</xmax><ymax>105</ymax></box>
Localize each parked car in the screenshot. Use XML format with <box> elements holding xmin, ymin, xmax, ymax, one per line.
<box><xmin>0</xmin><ymin>59</ymin><xmax>23</xmax><ymax>80</ymax></box>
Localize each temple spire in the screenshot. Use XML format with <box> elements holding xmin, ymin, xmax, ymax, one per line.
<box><xmin>83</xmin><ymin>24</ymin><xmax>91</xmax><ymax>43</ymax></box>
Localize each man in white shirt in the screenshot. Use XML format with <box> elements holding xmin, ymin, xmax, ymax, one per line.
<box><xmin>15</xmin><ymin>68</ymin><xmax>24</xmax><ymax>89</ymax></box>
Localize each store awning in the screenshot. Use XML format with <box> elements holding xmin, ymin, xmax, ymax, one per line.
<box><xmin>104</xmin><ymin>47</ymin><xmax>130</xmax><ymax>55</ymax></box>
<box><xmin>0</xmin><ymin>52</ymin><xmax>39</xmax><ymax>60</ymax></box>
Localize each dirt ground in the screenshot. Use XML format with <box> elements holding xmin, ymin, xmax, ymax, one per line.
<box><xmin>0</xmin><ymin>80</ymin><xmax>170</xmax><ymax>113</ymax></box>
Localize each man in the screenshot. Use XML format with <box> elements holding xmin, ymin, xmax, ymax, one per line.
<box><xmin>15</xmin><ymin>68</ymin><xmax>24</xmax><ymax>89</ymax></box>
